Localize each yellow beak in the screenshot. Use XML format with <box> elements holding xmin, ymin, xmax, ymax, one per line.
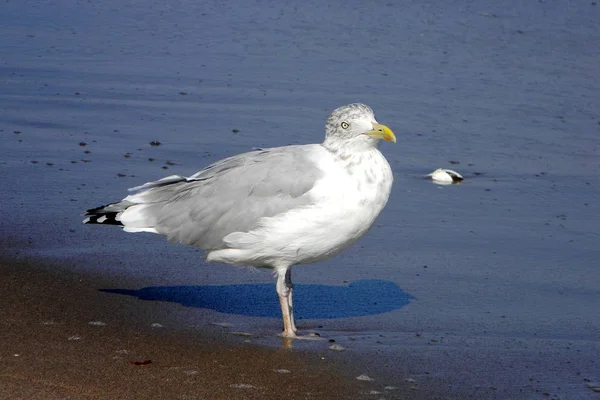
<box><xmin>366</xmin><ymin>123</ymin><xmax>396</xmax><ymax>143</ymax></box>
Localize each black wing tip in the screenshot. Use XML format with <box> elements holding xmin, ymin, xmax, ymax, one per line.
<box><xmin>84</xmin><ymin>218</ymin><xmax>124</xmax><ymax>226</ymax></box>
<box><xmin>83</xmin><ymin>203</ymin><xmax>124</xmax><ymax>226</ymax></box>
<box><xmin>83</xmin><ymin>213</ymin><xmax>123</xmax><ymax>226</ymax></box>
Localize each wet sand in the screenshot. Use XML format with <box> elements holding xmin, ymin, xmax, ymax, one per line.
<box><xmin>3</xmin><ymin>254</ymin><xmax>599</xmax><ymax>400</ymax></box>
<box><xmin>0</xmin><ymin>257</ymin><xmax>394</xmax><ymax>400</ymax></box>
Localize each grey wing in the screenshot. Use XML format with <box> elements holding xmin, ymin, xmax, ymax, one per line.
<box><xmin>124</xmin><ymin>145</ymin><xmax>324</xmax><ymax>250</ymax></box>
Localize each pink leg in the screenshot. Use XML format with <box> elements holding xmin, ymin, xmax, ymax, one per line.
<box><xmin>276</xmin><ymin>267</ymin><xmax>297</xmax><ymax>338</ymax></box>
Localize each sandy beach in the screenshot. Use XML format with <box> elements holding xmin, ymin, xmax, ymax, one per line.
<box><xmin>2</xmin><ymin>252</ymin><xmax>598</xmax><ymax>400</ymax></box>
<box><xmin>1</xmin><ymin>256</ymin><xmax>398</xmax><ymax>400</ymax></box>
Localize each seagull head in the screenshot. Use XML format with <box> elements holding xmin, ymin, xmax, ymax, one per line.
<box><xmin>323</xmin><ymin>103</ymin><xmax>396</xmax><ymax>152</ymax></box>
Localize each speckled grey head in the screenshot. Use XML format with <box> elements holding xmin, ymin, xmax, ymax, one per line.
<box><xmin>322</xmin><ymin>103</ymin><xmax>395</xmax><ymax>152</ymax></box>
<box><xmin>325</xmin><ymin>103</ymin><xmax>375</xmax><ymax>138</ymax></box>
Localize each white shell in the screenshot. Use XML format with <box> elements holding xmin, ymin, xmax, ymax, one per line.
<box><xmin>427</xmin><ymin>168</ymin><xmax>463</xmax><ymax>184</ymax></box>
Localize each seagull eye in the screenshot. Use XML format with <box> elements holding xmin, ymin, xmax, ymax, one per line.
<box><xmin>341</xmin><ymin>122</ymin><xmax>350</xmax><ymax>129</ymax></box>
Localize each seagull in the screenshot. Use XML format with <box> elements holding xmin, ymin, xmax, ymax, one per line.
<box><xmin>84</xmin><ymin>103</ymin><xmax>396</xmax><ymax>338</ymax></box>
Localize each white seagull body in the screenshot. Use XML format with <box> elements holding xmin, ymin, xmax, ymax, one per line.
<box><xmin>84</xmin><ymin>103</ymin><xmax>395</xmax><ymax>338</ymax></box>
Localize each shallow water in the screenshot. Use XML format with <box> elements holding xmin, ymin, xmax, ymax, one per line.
<box><xmin>2</xmin><ymin>1</ymin><xmax>599</xmax><ymax>398</ymax></box>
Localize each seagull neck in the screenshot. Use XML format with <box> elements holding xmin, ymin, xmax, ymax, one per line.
<box><xmin>322</xmin><ymin>136</ymin><xmax>379</xmax><ymax>156</ymax></box>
